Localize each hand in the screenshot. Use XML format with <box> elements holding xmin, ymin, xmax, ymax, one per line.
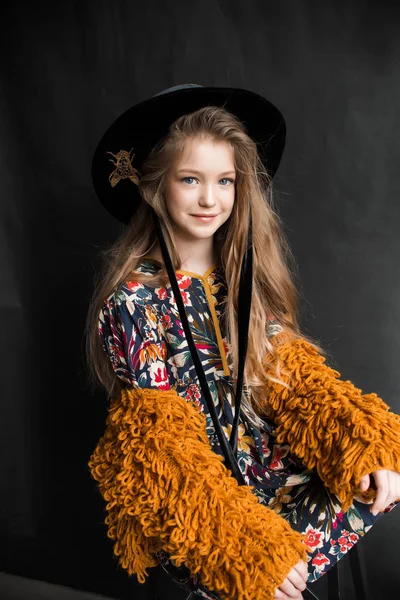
<box><xmin>273</xmin><ymin>559</ymin><xmax>308</xmax><ymax>599</ymax></box>
<box><xmin>359</xmin><ymin>469</ymin><xmax>400</xmax><ymax>515</ymax></box>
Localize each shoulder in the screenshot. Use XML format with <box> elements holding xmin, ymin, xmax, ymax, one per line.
<box><xmin>99</xmin><ymin>270</ymin><xmax>167</xmax><ymax>345</ymax></box>
<box><xmin>103</xmin><ymin>263</ymin><xmax>161</xmax><ymax>318</ymax></box>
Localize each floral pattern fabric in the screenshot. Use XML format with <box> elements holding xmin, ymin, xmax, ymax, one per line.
<box><xmin>98</xmin><ymin>258</ymin><xmax>398</xmax><ymax>598</ymax></box>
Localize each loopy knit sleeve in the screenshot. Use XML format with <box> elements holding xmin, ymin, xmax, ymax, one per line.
<box><xmin>262</xmin><ymin>328</ymin><xmax>400</xmax><ymax>512</ymax></box>
<box><xmin>88</xmin><ymin>386</ymin><xmax>309</xmax><ymax>600</ymax></box>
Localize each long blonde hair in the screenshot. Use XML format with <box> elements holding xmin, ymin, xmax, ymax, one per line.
<box><xmin>85</xmin><ymin>105</ymin><xmax>325</xmax><ymax>425</ymax></box>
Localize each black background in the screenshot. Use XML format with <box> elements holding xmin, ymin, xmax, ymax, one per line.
<box><xmin>1</xmin><ymin>1</ymin><xmax>399</xmax><ymax>599</ymax></box>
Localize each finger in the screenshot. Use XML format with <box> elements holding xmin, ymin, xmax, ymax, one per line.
<box><xmin>274</xmin><ymin>589</ymin><xmax>302</xmax><ymax>600</ymax></box>
<box><xmin>371</xmin><ymin>471</ymin><xmax>389</xmax><ymax>513</ymax></box>
<box><xmin>359</xmin><ymin>473</ymin><xmax>370</xmax><ymax>491</ymax></box>
<box><xmin>287</xmin><ymin>567</ymin><xmax>307</xmax><ymax>592</ymax></box>
<box><xmin>294</xmin><ymin>560</ymin><xmax>309</xmax><ymax>583</ymax></box>
<box><xmin>274</xmin><ymin>589</ymin><xmax>290</xmax><ymax>600</ymax></box>
<box><xmin>371</xmin><ymin>472</ymin><xmax>390</xmax><ymax>515</ymax></box>
<box><xmin>377</xmin><ymin>492</ymin><xmax>399</xmax><ymax>512</ymax></box>
<box><xmin>280</xmin><ymin>577</ymin><xmax>303</xmax><ymax>597</ymax></box>
<box><xmin>294</xmin><ymin>559</ymin><xmax>308</xmax><ymax>576</ymax></box>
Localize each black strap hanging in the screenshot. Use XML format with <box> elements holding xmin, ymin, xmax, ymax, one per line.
<box><xmin>229</xmin><ymin>209</ymin><xmax>253</xmax><ymax>458</ymax></box>
<box><xmin>153</xmin><ymin>213</ymin><xmax>252</xmax><ymax>486</ymax></box>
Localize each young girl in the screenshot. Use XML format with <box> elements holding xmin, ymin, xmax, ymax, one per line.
<box><xmin>86</xmin><ymin>84</ymin><xmax>400</xmax><ymax>600</ymax></box>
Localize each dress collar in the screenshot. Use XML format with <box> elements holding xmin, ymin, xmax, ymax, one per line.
<box><xmin>138</xmin><ymin>256</ymin><xmax>219</xmax><ymax>280</ymax></box>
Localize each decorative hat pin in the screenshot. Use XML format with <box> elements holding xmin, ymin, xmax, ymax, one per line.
<box><xmin>107</xmin><ymin>149</ymin><xmax>140</xmax><ymax>187</ymax></box>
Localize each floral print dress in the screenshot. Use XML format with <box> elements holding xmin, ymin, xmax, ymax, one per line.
<box><xmin>99</xmin><ymin>257</ymin><xmax>398</xmax><ymax>599</ymax></box>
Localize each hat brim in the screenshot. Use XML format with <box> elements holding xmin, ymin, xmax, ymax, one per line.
<box><xmin>92</xmin><ymin>86</ymin><xmax>286</xmax><ymax>224</ymax></box>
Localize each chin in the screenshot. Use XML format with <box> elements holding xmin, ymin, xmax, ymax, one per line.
<box><xmin>185</xmin><ymin>229</ymin><xmax>217</xmax><ymax>240</ymax></box>
<box><xmin>189</xmin><ymin>222</ymin><xmax>223</xmax><ymax>236</ymax></box>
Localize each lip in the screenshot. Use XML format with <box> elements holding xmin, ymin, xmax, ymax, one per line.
<box><xmin>191</xmin><ymin>214</ymin><xmax>218</xmax><ymax>220</ymax></box>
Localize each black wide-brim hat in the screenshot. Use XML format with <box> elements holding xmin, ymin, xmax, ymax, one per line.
<box><xmin>91</xmin><ymin>83</ymin><xmax>286</xmax><ymax>224</ymax></box>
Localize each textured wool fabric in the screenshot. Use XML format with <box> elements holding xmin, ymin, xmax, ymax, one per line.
<box><xmin>262</xmin><ymin>331</ymin><xmax>400</xmax><ymax>512</ymax></box>
<box><xmin>88</xmin><ymin>387</ymin><xmax>309</xmax><ymax>600</ymax></box>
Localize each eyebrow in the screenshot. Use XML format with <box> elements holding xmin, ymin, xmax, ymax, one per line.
<box><xmin>177</xmin><ymin>168</ymin><xmax>236</xmax><ymax>176</ymax></box>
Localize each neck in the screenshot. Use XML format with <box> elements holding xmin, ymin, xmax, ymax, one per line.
<box><xmin>150</xmin><ymin>236</ymin><xmax>217</xmax><ymax>275</ymax></box>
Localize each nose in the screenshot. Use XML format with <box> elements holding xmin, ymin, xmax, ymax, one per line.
<box><xmin>199</xmin><ymin>183</ymin><xmax>217</xmax><ymax>207</ymax></box>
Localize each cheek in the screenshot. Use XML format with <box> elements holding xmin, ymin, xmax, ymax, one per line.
<box><xmin>222</xmin><ymin>189</ymin><xmax>236</xmax><ymax>214</ymax></box>
<box><xmin>165</xmin><ymin>185</ymin><xmax>192</xmax><ymax>218</ymax></box>
<box><xmin>218</xmin><ymin>191</ymin><xmax>236</xmax><ymax>227</ymax></box>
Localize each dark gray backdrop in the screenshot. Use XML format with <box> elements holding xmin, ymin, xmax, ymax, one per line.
<box><xmin>1</xmin><ymin>1</ymin><xmax>399</xmax><ymax>599</ymax></box>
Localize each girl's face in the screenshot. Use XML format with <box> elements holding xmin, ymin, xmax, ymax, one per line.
<box><xmin>164</xmin><ymin>136</ymin><xmax>236</xmax><ymax>242</ymax></box>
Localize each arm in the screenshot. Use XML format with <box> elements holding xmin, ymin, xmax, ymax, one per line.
<box><xmin>262</xmin><ymin>327</ymin><xmax>400</xmax><ymax>512</ymax></box>
<box><xmin>89</xmin><ymin>293</ymin><xmax>309</xmax><ymax>599</ymax></box>
<box><xmin>88</xmin><ymin>386</ymin><xmax>308</xmax><ymax>599</ymax></box>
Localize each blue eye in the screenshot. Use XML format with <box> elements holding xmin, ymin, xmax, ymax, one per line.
<box><xmin>180</xmin><ymin>177</ymin><xmax>235</xmax><ymax>185</ymax></box>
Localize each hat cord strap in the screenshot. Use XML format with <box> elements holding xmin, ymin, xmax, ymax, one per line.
<box><xmin>229</xmin><ymin>209</ymin><xmax>253</xmax><ymax>458</ymax></box>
